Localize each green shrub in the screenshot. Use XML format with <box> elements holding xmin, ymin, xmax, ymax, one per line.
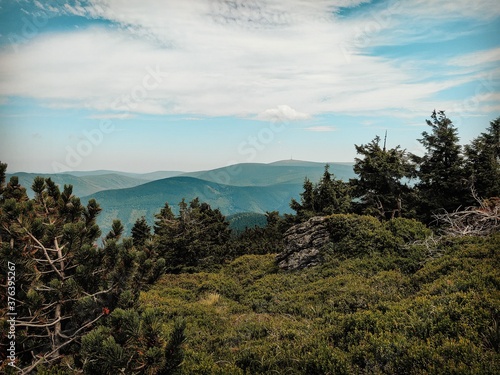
<box><xmin>137</xmin><ymin>234</ymin><xmax>499</xmax><ymax>375</ymax></box>
<box><xmin>325</xmin><ymin>214</ymin><xmax>400</xmax><ymax>257</ymax></box>
<box><xmin>384</xmin><ymin>217</ymin><xmax>432</xmax><ymax>243</ymax></box>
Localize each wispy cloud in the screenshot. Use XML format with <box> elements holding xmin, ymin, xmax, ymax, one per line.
<box><xmin>87</xmin><ymin>113</ymin><xmax>135</xmax><ymax>120</ymax></box>
<box><xmin>449</xmin><ymin>47</ymin><xmax>500</xmax><ymax>68</ymax></box>
<box><xmin>304</xmin><ymin>126</ymin><xmax>337</xmax><ymax>132</ymax></box>
<box><xmin>0</xmin><ymin>0</ymin><xmax>498</xmax><ymax>121</ymax></box>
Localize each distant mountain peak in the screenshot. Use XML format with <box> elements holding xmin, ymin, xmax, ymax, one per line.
<box><xmin>268</xmin><ymin>159</ymin><xmax>327</xmax><ymax>167</ymax></box>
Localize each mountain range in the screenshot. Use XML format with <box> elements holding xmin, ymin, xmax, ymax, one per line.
<box><xmin>8</xmin><ymin>160</ymin><xmax>356</xmax><ymax>235</ymax></box>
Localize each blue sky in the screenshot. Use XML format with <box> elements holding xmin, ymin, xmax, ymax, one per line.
<box><xmin>0</xmin><ymin>0</ymin><xmax>499</xmax><ymax>173</ymax></box>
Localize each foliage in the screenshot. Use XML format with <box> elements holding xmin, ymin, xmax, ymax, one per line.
<box><xmin>0</xmin><ymin>166</ymin><xmax>172</xmax><ymax>373</ymax></box>
<box><xmin>351</xmin><ymin>135</ymin><xmax>416</xmax><ymax>220</ymax></box>
<box><xmin>0</xmin><ymin>175</ymin><xmax>113</xmax><ymax>373</ymax></box>
<box><xmin>229</xmin><ymin>211</ymin><xmax>290</xmax><ymax>256</ymax></box>
<box><xmin>412</xmin><ymin>110</ymin><xmax>469</xmax><ymax>223</ymax></box>
<box><xmin>226</xmin><ymin>212</ymin><xmax>268</xmax><ymax>235</ymax></box>
<box><xmin>139</xmin><ymin>234</ymin><xmax>500</xmax><ymax>374</ymax></box>
<box><xmin>322</xmin><ymin>214</ymin><xmax>431</xmax><ymax>259</ymax></box>
<box><xmin>464</xmin><ymin>116</ymin><xmax>500</xmax><ymax>199</ymax></box>
<box><xmin>290</xmin><ymin>164</ymin><xmax>352</xmax><ymax>222</ymax></box>
<box><xmin>131</xmin><ymin>216</ymin><xmax>152</xmax><ymax>247</ymax></box>
<box><xmin>155</xmin><ymin>198</ymin><xmax>232</xmax><ymax>273</ymax></box>
<box><xmin>80</xmin><ymin>309</ymin><xmax>185</xmax><ymax>375</ymax></box>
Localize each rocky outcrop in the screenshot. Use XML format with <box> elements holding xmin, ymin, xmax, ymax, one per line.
<box><xmin>276</xmin><ymin>216</ymin><xmax>330</xmax><ymax>271</ymax></box>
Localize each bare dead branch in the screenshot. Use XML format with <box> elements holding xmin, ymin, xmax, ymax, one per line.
<box><xmin>433</xmin><ymin>197</ymin><xmax>500</xmax><ymax>237</ymax></box>
<box><xmin>20</xmin><ymin>222</ymin><xmax>64</xmax><ymax>279</ymax></box>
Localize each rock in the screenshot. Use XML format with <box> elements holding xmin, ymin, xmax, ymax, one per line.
<box><xmin>276</xmin><ymin>216</ymin><xmax>330</xmax><ymax>271</ymax></box>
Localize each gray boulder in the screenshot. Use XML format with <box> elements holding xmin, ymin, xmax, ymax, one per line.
<box><xmin>276</xmin><ymin>216</ymin><xmax>330</xmax><ymax>271</ymax></box>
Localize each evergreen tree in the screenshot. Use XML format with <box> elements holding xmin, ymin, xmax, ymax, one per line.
<box><xmin>319</xmin><ymin>165</ymin><xmax>352</xmax><ymax>215</ymax></box>
<box><xmin>0</xmin><ymin>171</ymin><xmax>134</xmax><ymax>372</ymax></box>
<box><xmin>351</xmin><ymin>136</ymin><xmax>415</xmax><ymax>220</ymax></box>
<box><xmin>290</xmin><ymin>165</ymin><xmax>351</xmax><ymax>222</ymax></box>
<box><xmin>154</xmin><ymin>202</ymin><xmax>176</xmax><ymax>237</ymax></box>
<box><xmin>155</xmin><ymin>198</ymin><xmax>231</xmax><ymax>272</ymax></box>
<box><xmin>81</xmin><ymin>309</ymin><xmax>185</xmax><ymax>375</ymax></box>
<box><xmin>131</xmin><ymin>216</ymin><xmax>151</xmax><ymax>247</ymax></box>
<box><xmin>464</xmin><ymin>117</ymin><xmax>500</xmax><ymax>199</ymax></box>
<box><xmin>0</xmin><ymin>166</ymin><xmax>184</xmax><ymax>373</ymax></box>
<box><xmin>413</xmin><ymin>110</ymin><xmax>468</xmax><ymax>222</ymax></box>
<box><xmin>0</xmin><ymin>161</ymin><xmax>7</xmax><ymax>197</ymax></box>
<box><xmin>230</xmin><ymin>211</ymin><xmax>291</xmax><ymax>256</ymax></box>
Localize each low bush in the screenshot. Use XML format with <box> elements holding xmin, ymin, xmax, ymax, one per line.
<box><xmin>137</xmin><ymin>233</ymin><xmax>499</xmax><ymax>374</ymax></box>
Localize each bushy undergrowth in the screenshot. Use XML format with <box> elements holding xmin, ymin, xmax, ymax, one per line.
<box><xmin>140</xmin><ymin>233</ymin><xmax>500</xmax><ymax>374</ymax></box>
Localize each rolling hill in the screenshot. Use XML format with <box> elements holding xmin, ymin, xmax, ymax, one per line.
<box><xmin>82</xmin><ymin>176</ymin><xmax>304</xmax><ymax>235</ymax></box>
<box><xmin>8</xmin><ymin>160</ymin><xmax>356</xmax><ymax>236</ymax></box>
<box><xmin>182</xmin><ymin>160</ymin><xmax>355</xmax><ymax>186</ymax></box>
<box><xmin>59</xmin><ymin>170</ymin><xmax>183</xmax><ymax>179</ymax></box>
<box><xmin>6</xmin><ymin>172</ymin><xmax>151</xmax><ymax>198</ymax></box>
<box><xmin>6</xmin><ymin>170</ymin><xmax>184</xmax><ymax>198</ymax></box>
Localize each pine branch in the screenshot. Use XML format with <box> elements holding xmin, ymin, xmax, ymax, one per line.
<box><xmin>20</xmin><ymin>221</ymin><xmax>63</xmax><ymax>279</ymax></box>
<box><xmin>19</xmin><ymin>313</ymin><xmax>104</xmax><ymax>374</ymax></box>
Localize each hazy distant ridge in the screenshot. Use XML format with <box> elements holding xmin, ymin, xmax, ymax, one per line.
<box><xmin>9</xmin><ymin>160</ymin><xmax>355</xmax><ymax>234</ymax></box>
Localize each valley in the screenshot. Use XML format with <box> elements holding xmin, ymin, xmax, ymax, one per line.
<box><xmin>9</xmin><ymin>160</ymin><xmax>356</xmax><ymax>236</ymax></box>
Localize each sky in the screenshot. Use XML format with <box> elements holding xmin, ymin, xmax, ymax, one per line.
<box><xmin>0</xmin><ymin>0</ymin><xmax>499</xmax><ymax>173</ymax></box>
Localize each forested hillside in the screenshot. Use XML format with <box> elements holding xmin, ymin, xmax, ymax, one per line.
<box><xmin>5</xmin><ymin>172</ymin><xmax>150</xmax><ymax>199</ymax></box>
<box><xmin>1</xmin><ymin>112</ymin><xmax>499</xmax><ymax>374</ymax></box>
<box><xmin>82</xmin><ymin>161</ymin><xmax>356</xmax><ymax>234</ymax></box>
<box><xmin>82</xmin><ymin>177</ymin><xmax>303</xmax><ymax>235</ymax></box>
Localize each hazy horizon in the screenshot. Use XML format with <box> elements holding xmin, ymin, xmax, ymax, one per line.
<box><xmin>4</xmin><ymin>158</ymin><xmax>355</xmax><ymax>175</ymax></box>
<box><xmin>1</xmin><ymin>1</ymin><xmax>499</xmax><ymax>173</ymax></box>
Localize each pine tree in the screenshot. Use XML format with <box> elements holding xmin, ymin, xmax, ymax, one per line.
<box><xmin>81</xmin><ymin>309</ymin><xmax>185</xmax><ymax>375</ymax></box>
<box><xmin>318</xmin><ymin>165</ymin><xmax>352</xmax><ymax>215</ymax></box>
<box><xmin>290</xmin><ymin>165</ymin><xmax>351</xmax><ymax>221</ymax></box>
<box><xmin>0</xmin><ymin>173</ymin><xmax>105</xmax><ymax>371</ymax></box>
<box><xmin>0</xmin><ymin>161</ymin><xmax>7</xmax><ymax>197</ymax></box>
<box><xmin>0</xmin><ymin>167</ymin><xmax>151</xmax><ymax>372</ymax></box>
<box><xmin>464</xmin><ymin>117</ymin><xmax>500</xmax><ymax>199</ymax></box>
<box><xmin>131</xmin><ymin>216</ymin><xmax>151</xmax><ymax>247</ymax></box>
<box><xmin>155</xmin><ymin>198</ymin><xmax>231</xmax><ymax>272</ymax></box>
<box><xmin>351</xmin><ymin>136</ymin><xmax>415</xmax><ymax>220</ymax></box>
<box><xmin>413</xmin><ymin>110</ymin><xmax>468</xmax><ymax>222</ymax></box>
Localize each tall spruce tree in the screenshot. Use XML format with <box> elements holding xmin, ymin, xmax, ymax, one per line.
<box><xmin>290</xmin><ymin>165</ymin><xmax>351</xmax><ymax>222</ymax></box>
<box><xmin>131</xmin><ymin>216</ymin><xmax>151</xmax><ymax>247</ymax></box>
<box><xmin>413</xmin><ymin>111</ymin><xmax>468</xmax><ymax>222</ymax></box>
<box><xmin>464</xmin><ymin>117</ymin><xmax>500</xmax><ymax>199</ymax></box>
<box><xmin>351</xmin><ymin>135</ymin><xmax>416</xmax><ymax>220</ymax></box>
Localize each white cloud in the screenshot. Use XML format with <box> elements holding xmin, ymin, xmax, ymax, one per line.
<box><xmin>87</xmin><ymin>113</ymin><xmax>135</xmax><ymax>120</ymax></box>
<box><xmin>259</xmin><ymin>105</ymin><xmax>310</xmax><ymax>122</ymax></box>
<box><xmin>449</xmin><ymin>47</ymin><xmax>500</xmax><ymax>68</ymax></box>
<box><xmin>0</xmin><ymin>0</ymin><xmax>497</xmax><ymax>120</ymax></box>
<box><xmin>304</xmin><ymin>126</ymin><xmax>337</xmax><ymax>132</ymax></box>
